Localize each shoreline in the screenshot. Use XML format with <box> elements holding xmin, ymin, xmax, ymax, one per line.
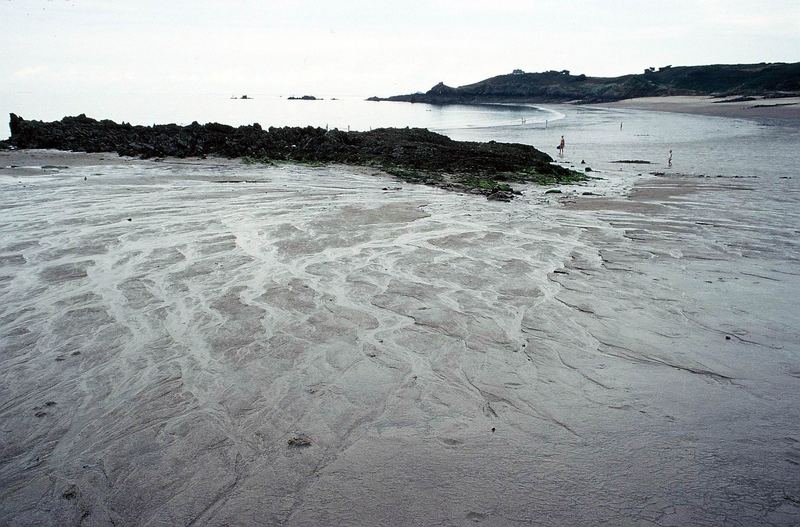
<box><xmin>366</xmin><ymin>94</ymin><xmax>800</xmax><ymax>122</ymax></box>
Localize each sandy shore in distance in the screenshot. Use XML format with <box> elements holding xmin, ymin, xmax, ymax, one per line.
<box><xmin>593</xmin><ymin>95</ymin><xmax>800</xmax><ymax>119</ymax></box>
<box><xmin>1</xmin><ymin>149</ymin><xmax>798</xmax><ymax>525</ymax></box>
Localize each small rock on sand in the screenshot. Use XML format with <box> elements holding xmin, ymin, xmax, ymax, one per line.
<box><xmin>288</xmin><ymin>434</ymin><xmax>312</xmax><ymax>447</ymax></box>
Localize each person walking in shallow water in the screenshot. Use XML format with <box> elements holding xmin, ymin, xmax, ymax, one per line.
<box><xmin>558</xmin><ymin>135</ymin><xmax>565</xmax><ymax>157</ymax></box>
<box><xmin>668</xmin><ymin>149</ymin><xmax>673</xmax><ymax>167</ymax></box>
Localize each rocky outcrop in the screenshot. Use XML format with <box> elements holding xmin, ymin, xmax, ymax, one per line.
<box><xmin>7</xmin><ymin>114</ymin><xmax>582</xmax><ymax>197</ymax></box>
<box><xmin>427</xmin><ymin>82</ymin><xmax>460</xmax><ymax>96</ymax></box>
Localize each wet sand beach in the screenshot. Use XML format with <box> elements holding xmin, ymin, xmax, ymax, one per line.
<box><xmin>1</xmin><ymin>147</ymin><xmax>798</xmax><ymax>525</ymax></box>
<box><xmin>594</xmin><ymin>95</ymin><xmax>800</xmax><ymax>120</ymax></box>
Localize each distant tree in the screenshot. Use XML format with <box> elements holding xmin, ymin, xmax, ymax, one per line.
<box><xmin>560</xmin><ymin>69</ymin><xmax>570</xmax><ymax>75</ymax></box>
<box><xmin>512</xmin><ymin>69</ymin><xmax>525</xmax><ymax>75</ymax></box>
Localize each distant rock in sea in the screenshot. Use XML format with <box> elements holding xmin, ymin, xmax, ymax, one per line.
<box><xmin>288</xmin><ymin>95</ymin><xmax>319</xmax><ymax>101</ymax></box>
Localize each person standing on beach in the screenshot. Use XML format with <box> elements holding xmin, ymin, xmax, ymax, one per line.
<box><xmin>668</xmin><ymin>149</ymin><xmax>673</xmax><ymax>167</ymax></box>
<box><xmin>558</xmin><ymin>135</ymin><xmax>565</xmax><ymax>157</ymax></box>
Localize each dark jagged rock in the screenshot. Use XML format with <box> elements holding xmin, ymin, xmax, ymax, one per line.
<box><xmin>751</xmin><ymin>102</ymin><xmax>797</xmax><ymax>108</ymax></box>
<box><xmin>370</xmin><ymin>62</ymin><xmax>800</xmax><ymax>104</ymax></box>
<box><xmin>486</xmin><ymin>189</ymin><xmax>514</xmax><ymax>202</ymax></box>
<box><xmin>287</xmin><ymin>434</ymin><xmax>312</xmax><ymax>447</ymax></box>
<box><xmin>6</xmin><ymin>113</ymin><xmax>583</xmax><ymax>198</ymax></box>
<box><xmin>712</xmin><ymin>96</ymin><xmax>758</xmax><ymax>103</ymax></box>
<box><xmin>287</xmin><ymin>95</ymin><xmax>318</xmax><ymax>100</ymax></box>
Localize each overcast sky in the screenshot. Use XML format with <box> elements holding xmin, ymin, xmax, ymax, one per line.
<box><xmin>1</xmin><ymin>0</ymin><xmax>798</xmax><ymax>97</ymax></box>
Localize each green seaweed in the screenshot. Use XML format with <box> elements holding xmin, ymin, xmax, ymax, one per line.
<box><xmin>242</xmin><ymin>155</ymin><xmax>272</xmax><ymax>165</ymax></box>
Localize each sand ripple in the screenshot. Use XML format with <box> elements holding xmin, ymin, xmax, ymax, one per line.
<box><xmin>1</xmin><ymin>159</ymin><xmax>798</xmax><ymax>525</ymax></box>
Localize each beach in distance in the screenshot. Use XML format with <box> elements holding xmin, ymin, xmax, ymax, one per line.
<box><xmin>1</xmin><ymin>97</ymin><xmax>799</xmax><ymax>525</ymax></box>
<box><xmin>596</xmin><ymin>94</ymin><xmax>800</xmax><ymax>120</ymax></box>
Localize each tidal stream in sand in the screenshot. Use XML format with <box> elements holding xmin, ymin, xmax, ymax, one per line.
<box><xmin>1</xmin><ymin>104</ymin><xmax>799</xmax><ymax>525</ymax></box>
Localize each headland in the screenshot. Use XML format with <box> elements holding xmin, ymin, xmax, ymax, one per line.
<box><xmin>369</xmin><ymin>62</ymin><xmax>800</xmax><ymax>106</ymax></box>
